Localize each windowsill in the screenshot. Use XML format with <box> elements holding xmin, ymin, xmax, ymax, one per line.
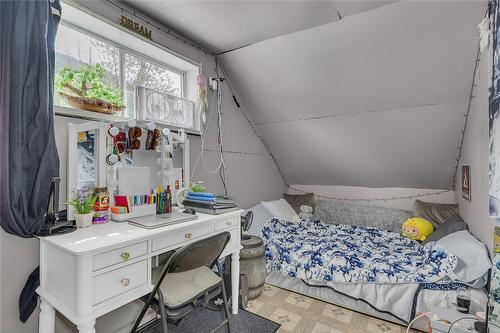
<box><xmin>55</xmin><ymin>105</ymin><xmax>130</xmax><ymax>122</ymax></box>
<box><xmin>54</xmin><ymin>105</ymin><xmax>201</xmax><ymax>136</ymax></box>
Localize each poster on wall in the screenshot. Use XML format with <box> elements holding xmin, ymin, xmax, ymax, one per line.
<box><xmin>462</xmin><ymin>165</ymin><xmax>471</xmax><ymax>202</ymax></box>
<box><xmin>490</xmin><ymin>0</ymin><xmax>500</xmax><ymax>217</ymax></box>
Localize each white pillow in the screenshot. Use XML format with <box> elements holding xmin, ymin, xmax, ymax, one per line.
<box><xmin>261</xmin><ymin>199</ymin><xmax>300</xmax><ymax>222</ymax></box>
<box><xmin>437</xmin><ymin>230</ymin><xmax>491</xmax><ymax>287</ymax></box>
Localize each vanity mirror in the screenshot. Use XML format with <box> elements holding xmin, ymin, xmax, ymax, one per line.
<box><xmin>67</xmin><ymin>122</ymin><xmax>107</xmax><ymax>220</ymax></box>
<box><xmin>105</xmin><ymin>120</ymin><xmax>189</xmax><ymax>199</ymax></box>
<box><xmin>67</xmin><ymin>119</ymin><xmax>190</xmax><ymax>222</ymax></box>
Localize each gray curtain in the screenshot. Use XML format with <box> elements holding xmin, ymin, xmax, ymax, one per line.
<box><xmin>0</xmin><ymin>0</ymin><xmax>61</xmax><ymax>236</ymax></box>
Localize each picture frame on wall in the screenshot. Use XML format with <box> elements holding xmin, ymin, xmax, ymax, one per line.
<box><xmin>462</xmin><ymin>165</ymin><xmax>471</xmax><ymax>202</ymax></box>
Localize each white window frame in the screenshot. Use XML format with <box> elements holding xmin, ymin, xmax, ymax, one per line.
<box><xmin>55</xmin><ymin>1</ymin><xmax>201</xmax><ymax>133</ymax></box>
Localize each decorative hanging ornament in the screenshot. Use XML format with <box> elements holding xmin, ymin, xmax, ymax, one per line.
<box><xmin>478</xmin><ymin>16</ymin><xmax>490</xmax><ymax>52</ymax></box>
<box><xmin>197</xmin><ymin>74</ymin><xmax>208</xmax><ymax>126</ymax></box>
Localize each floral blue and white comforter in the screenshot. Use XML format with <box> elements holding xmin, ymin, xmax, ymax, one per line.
<box><xmin>262</xmin><ymin>219</ymin><xmax>457</xmax><ymax>284</ymax></box>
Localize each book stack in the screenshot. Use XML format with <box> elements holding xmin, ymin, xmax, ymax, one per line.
<box><xmin>183</xmin><ymin>192</ymin><xmax>237</xmax><ymax>215</ymax></box>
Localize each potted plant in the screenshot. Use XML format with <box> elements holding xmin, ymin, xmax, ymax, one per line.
<box><xmin>55</xmin><ymin>64</ymin><xmax>125</xmax><ymax>115</ymax></box>
<box><xmin>66</xmin><ymin>193</ymin><xmax>97</xmax><ymax>228</ymax></box>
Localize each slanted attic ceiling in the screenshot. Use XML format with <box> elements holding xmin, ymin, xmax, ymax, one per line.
<box><xmin>220</xmin><ymin>1</ymin><xmax>485</xmax><ymax>189</ymax></box>
<box><xmin>123</xmin><ymin>1</ymin><xmax>395</xmax><ymax>53</ymax></box>
<box><xmin>125</xmin><ymin>0</ymin><xmax>485</xmax><ymax>190</ymax></box>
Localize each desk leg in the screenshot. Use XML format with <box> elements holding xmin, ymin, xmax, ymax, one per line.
<box><xmin>39</xmin><ymin>298</ymin><xmax>55</xmax><ymax>333</ymax></box>
<box><xmin>231</xmin><ymin>251</ymin><xmax>240</xmax><ymax>315</ymax></box>
<box><xmin>77</xmin><ymin>319</ymin><xmax>96</xmax><ymax>333</ymax></box>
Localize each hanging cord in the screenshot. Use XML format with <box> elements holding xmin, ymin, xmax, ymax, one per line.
<box><xmin>191</xmin><ymin>60</ymin><xmax>228</xmax><ymax>194</ymax></box>
<box><xmin>405</xmin><ymin>312</ymin><xmax>432</xmax><ymax>333</ymax></box>
<box><xmin>446</xmin><ymin>317</ymin><xmax>479</xmax><ymax>333</ymax></box>
<box><xmin>215</xmin><ymin>59</ymin><xmax>228</xmax><ymax>195</ymax></box>
<box><xmin>192</xmin><ymin>92</ymin><xmax>223</xmax><ymax>175</ymax></box>
<box><xmin>217</xmin><ymin>63</ymin><xmax>289</xmax><ymax>187</ymax></box>
<box><xmin>289</xmin><ymin>185</ymin><xmax>451</xmax><ymax>202</ymax></box>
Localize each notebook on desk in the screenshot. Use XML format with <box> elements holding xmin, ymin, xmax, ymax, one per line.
<box><xmin>128</xmin><ymin>212</ymin><xmax>198</xmax><ymax>229</ymax></box>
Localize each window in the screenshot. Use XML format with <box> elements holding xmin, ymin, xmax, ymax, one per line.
<box><xmin>55</xmin><ymin>24</ymin><xmax>187</xmax><ymax>122</ymax></box>
<box><xmin>124</xmin><ymin>53</ymin><xmax>182</xmax><ymax>118</ymax></box>
<box><xmin>55</xmin><ymin>25</ymin><xmax>121</xmax><ymax>108</ymax></box>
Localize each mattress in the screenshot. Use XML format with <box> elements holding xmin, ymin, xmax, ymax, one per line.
<box><xmin>266</xmin><ymin>272</ymin><xmax>488</xmax><ymax>332</ymax></box>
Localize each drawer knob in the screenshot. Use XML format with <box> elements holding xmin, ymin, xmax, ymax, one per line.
<box><xmin>185</xmin><ymin>233</ymin><xmax>192</xmax><ymax>239</ymax></box>
<box><xmin>121</xmin><ymin>252</ymin><xmax>130</xmax><ymax>261</ymax></box>
<box><xmin>121</xmin><ymin>278</ymin><xmax>130</xmax><ymax>287</ymax></box>
<box><xmin>226</xmin><ymin>221</ymin><xmax>232</xmax><ymax>226</ymax></box>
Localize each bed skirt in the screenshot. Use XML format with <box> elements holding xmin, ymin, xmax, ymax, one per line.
<box><xmin>265</xmin><ymin>272</ymin><xmax>488</xmax><ymax>331</ymax></box>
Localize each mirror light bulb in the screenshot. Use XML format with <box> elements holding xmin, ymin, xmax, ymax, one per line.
<box><xmin>108</xmin><ymin>126</ymin><xmax>119</xmax><ymax>137</ymax></box>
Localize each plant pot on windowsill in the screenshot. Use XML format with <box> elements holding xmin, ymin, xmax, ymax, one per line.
<box><xmin>58</xmin><ymin>91</ymin><xmax>125</xmax><ymax>115</ymax></box>
<box><xmin>75</xmin><ymin>212</ymin><xmax>94</xmax><ymax>228</ymax></box>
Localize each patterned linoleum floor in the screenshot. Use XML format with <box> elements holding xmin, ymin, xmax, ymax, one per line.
<box><xmin>246</xmin><ymin>284</ymin><xmax>419</xmax><ymax>333</ymax></box>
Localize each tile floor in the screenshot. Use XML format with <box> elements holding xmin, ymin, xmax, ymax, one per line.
<box><xmin>246</xmin><ymin>284</ymin><xmax>420</xmax><ymax>333</ymax></box>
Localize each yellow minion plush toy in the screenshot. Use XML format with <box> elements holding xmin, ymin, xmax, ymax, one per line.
<box><xmin>402</xmin><ymin>217</ymin><xmax>434</xmax><ymax>241</ymax></box>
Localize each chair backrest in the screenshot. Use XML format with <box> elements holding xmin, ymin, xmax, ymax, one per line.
<box><xmin>166</xmin><ymin>231</ymin><xmax>231</xmax><ymax>274</ymax></box>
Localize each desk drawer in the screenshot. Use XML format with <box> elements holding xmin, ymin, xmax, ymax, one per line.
<box><xmin>93</xmin><ymin>260</ymin><xmax>148</xmax><ymax>305</ymax></box>
<box><xmin>93</xmin><ymin>241</ymin><xmax>148</xmax><ymax>271</ymax></box>
<box><xmin>214</xmin><ymin>216</ymin><xmax>239</xmax><ymax>231</ymax></box>
<box><xmin>152</xmin><ymin>224</ymin><xmax>212</xmax><ymax>252</ymax></box>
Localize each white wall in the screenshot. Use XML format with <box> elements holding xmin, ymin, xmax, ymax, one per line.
<box><xmin>455</xmin><ymin>50</ymin><xmax>498</xmax><ymax>251</ymax></box>
<box><xmin>289</xmin><ymin>185</ymin><xmax>455</xmax><ymax>211</ymax></box>
<box><xmin>0</xmin><ymin>2</ymin><xmax>285</xmax><ymax>332</ymax></box>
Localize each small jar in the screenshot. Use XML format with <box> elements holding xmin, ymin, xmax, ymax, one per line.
<box><xmin>93</xmin><ymin>187</ymin><xmax>110</xmax><ymax>224</ymax></box>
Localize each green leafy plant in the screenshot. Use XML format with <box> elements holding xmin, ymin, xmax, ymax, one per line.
<box><xmin>190</xmin><ymin>181</ymin><xmax>206</xmax><ymax>192</ymax></box>
<box><xmin>55</xmin><ymin>64</ymin><xmax>124</xmax><ymax>107</ymax></box>
<box><xmin>65</xmin><ymin>193</ymin><xmax>97</xmax><ymax>214</ymax></box>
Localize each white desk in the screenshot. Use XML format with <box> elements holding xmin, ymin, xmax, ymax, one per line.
<box><xmin>36</xmin><ymin>210</ymin><xmax>242</xmax><ymax>333</ymax></box>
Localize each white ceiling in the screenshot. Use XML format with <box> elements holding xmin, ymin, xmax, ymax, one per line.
<box><xmin>123</xmin><ymin>1</ymin><xmax>394</xmax><ymax>53</ymax></box>
<box><xmin>220</xmin><ymin>1</ymin><xmax>485</xmax><ymax>188</ymax></box>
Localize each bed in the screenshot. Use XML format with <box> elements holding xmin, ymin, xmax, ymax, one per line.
<box><xmin>246</xmin><ymin>199</ymin><xmax>491</xmax><ymax>331</ymax></box>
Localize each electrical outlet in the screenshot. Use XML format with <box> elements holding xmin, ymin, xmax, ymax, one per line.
<box><xmin>209</xmin><ymin>77</ymin><xmax>219</xmax><ymax>90</ymax></box>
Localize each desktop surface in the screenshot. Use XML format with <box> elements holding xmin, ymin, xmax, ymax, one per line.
<box><xmin>37</xmin><ymin>209</ymin><xmax>244</xmax><ymax>254</ymax></box>
<box><xmin>128</xmin><ymin>211</ymin><xmax>198</xmax><ymax>229</ymax></box>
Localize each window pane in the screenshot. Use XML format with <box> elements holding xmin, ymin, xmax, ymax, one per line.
<box><xmin>55</xmin><ymin>25</ymin><xmax>121</xmax><ymax>110</ymax></box>
<box><xmin>124</xmin><ymin>53</ymin><xmax>182</xmax><ymax>117</ymax></box>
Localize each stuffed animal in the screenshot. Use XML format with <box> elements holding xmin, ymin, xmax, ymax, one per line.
<box><xmin>299</xmin><ymin>205</ymin><xmax>314</xmax><ymax>221</ymax></box>
<box><xmin>402</xmin><ymin>217</ymin><xmax>434</xmax><ymax>241</ymax></box>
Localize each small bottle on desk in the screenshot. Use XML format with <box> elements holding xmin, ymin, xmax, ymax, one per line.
<box><xmin>166</xmin><ymin>186</ymin><xmax>172</xmax><ymax>213</ymax></box>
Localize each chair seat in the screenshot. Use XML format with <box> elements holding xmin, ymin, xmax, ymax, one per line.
<box><xmin>152</xmin><ymin>266</ymin><xmax>222</xmax><ymax>308</ymax></box>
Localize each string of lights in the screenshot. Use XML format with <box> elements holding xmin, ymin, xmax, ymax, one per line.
<box><xmin>104</xmin><ymin>0</ymin><xmax>215</xmax><ymax>57</ymax></box>
<box><xmin>451</xmin><ymin>47</ymin><xmax>482</xmax><ymax>191</ymax></box>
<box><xmin>289</xmin><ymin>186</ymin><xmax>451</xmax><ymax>202</ymax></box>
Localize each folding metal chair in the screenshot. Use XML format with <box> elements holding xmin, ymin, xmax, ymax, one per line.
<box><xmin>131</xmin><ymin>232</ymin><xmax>232</xmax><ymax>333</ymax></box>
